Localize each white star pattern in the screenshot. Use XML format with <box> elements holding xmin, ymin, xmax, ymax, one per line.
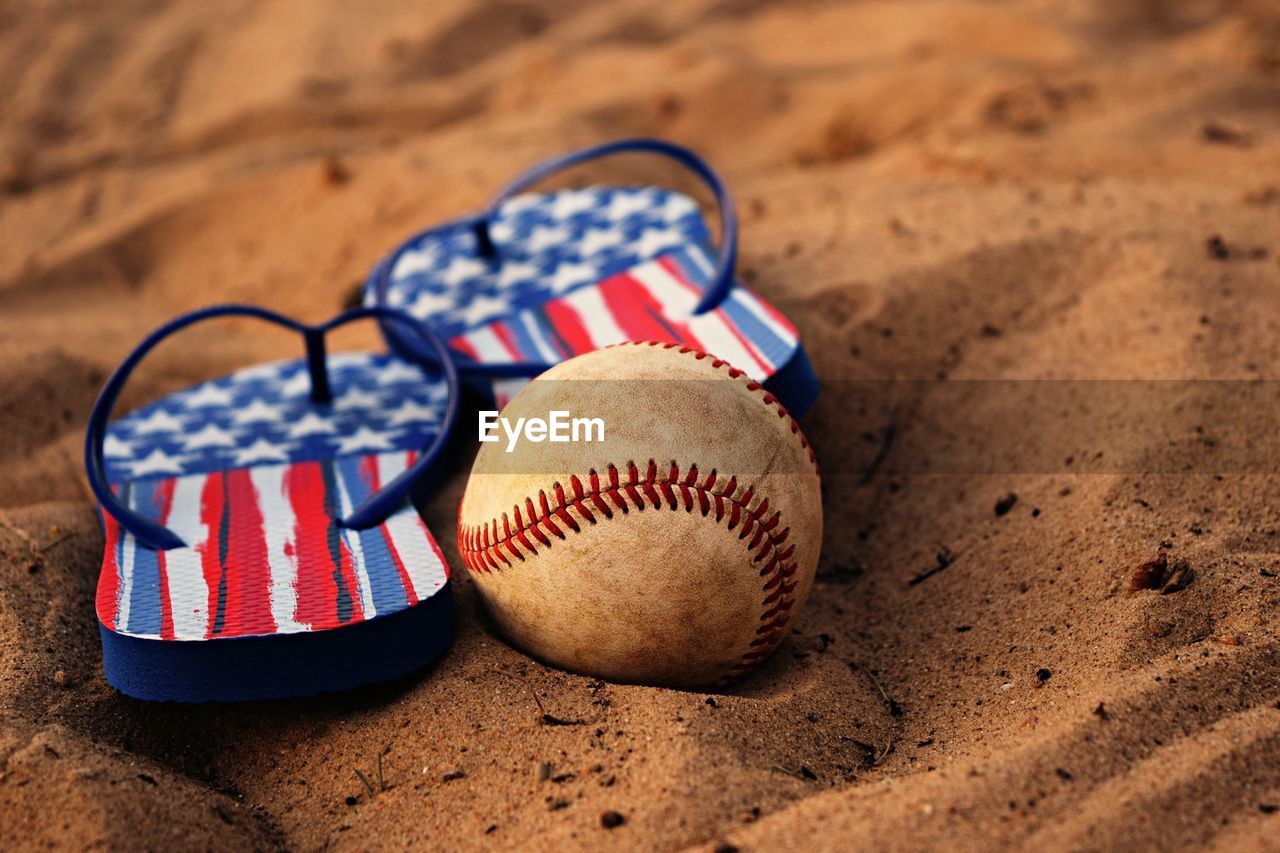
<box><xmin>279</xmin><ymin>371</ymin><xmax>314</xmax><ymax>398</ymax></box>
<box><xmin>495</xmin><ymin>260</ymin><xmax>539</xmax><ymax>289</ymax></box>
<box><xmin>633</xmin><ymin>226</ymin><xmax>686</xmax><ymax>258</ymax></box>
<box><xmin>409</xmin><ymin>289</ymin><xmax>463</xmax><ymax>319</ymax></box>
<box><xmin>182</xmin><ymin>424</ymin><xmax>236</xmax><ymax>451</ymax></box>
<box><xmin>604</xmin><ymin>190</ymin><xmax>654</xmax><ymax>221</ymax></box>
<box><xmin>456</xmin><ymin>294</ymin><xmax>512</xmax><ymax>328</ymax></box>
<box><xmin>439</xmin><ymin>255</ymin><xmax>489</xmax><ymax>288</ymax></box>
<box><xmin>233</xmin><ymin>361</ymin><xmax>290</xmax><ymax>382</ymax></box>
<box><xmin>374</xmin><ymin>361</ymin><xmax>426</xmax><ymax>385</ymax></box>
<box><xmin>526</xmin><ymin>224</ymin><xmax>570</xmax><ymax>253</ymax></box>
<box><xmin>548</xmin><ymin>189</ymin><xmax>600</xmax><ymax>220</ymax></box>
<box><xmin>102</xmin><ymin>187</ymin><xmax>723</xmax><ymax>488</ymax></box>
<box><xmin>233</xmin><ymin>399</ymin><xmax>284</xmax><ymax>425</ymax></box>
<box><xmin>103</xmin><ymin>353</ymin><xmax>447</xmax><ymax>485</ymax></box>
<box><xmin>128</xmin><ymin>448</ymin><xmax>186</xmax><ymax>477</ymax></box>
<box><xmin>326</xmin><ymin>352</ymin><xmax>373</xmax><ymax>369</ymax></box>
<box><xmin>488</xmin><ymin>220</ymin><xmax>516</xmax><ymax>243</ymax></box>
<box><xmin>548</xmin><ymin>260</ymin><xmax>599</xmax><ymax>294</ymax></box>
<box><xmin>659</xmin><ymin>193</ymin><xmax>697</xmax><ymax>221</ymax></box>
<box><xmin>99</xmin><ymin>180</ymin><xmax>740</xmax><ymax>484</ymax></box>
<box><xmin>287</xmin><ymin>411</ymin><xmax>336</xmax><ymax>439</ymax></box>
<box><xmin>182</xmin><ymin>384</ymin><xmax>234</xmax><ymax>408</ymax></box>
<box><xmin>130</xmin><ymin>408</ymin><xmax>186</xmax><ymax>434</ymax></box>
<box><xmin>234</xmin><ymin>438</ymin><xmax>291</xmax><ymax>466</ymax></box>
<box><xmin>335</xmin><ymin>388</ymin><xmax>384</xmax><ymax>412</ymax></box>
<box><xmin>379</xmin><ymin>187</ymin><xmax>709</xmax><ymax>339</ymax></box>
<box><xmin>499</xmin><ymin>193</ymin><xmax>544</xmax><ymax>215</ymax></box>
<box><xmin>578</xmin><ymin>226</ymin><xmax>625</xmax><ymax>257</ymax></box>
<box><xmin>334</xmin><ymin>426</ymin><xmax>398</xmax><ymax>454</ymax></box>
<box><xmin>103</xmin><ymin>434</ymin><xmax>134</xmax><ymax>458</ymax></box>
<box><xmin>391</xmin><ymin>245</ymin><xmax>441</xmax><ymax>279</ymax></box>
<box><xmin>385</xmin><ymin>400</ymin><xmax>441</xmax><ymax>426</ymax></box>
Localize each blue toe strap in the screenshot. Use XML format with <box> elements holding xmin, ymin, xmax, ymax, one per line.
<box><xmin>369</xmin><ymin>137</ymin><xmax>740</xmax><ymax>350</ymax></box>
<box><xmin>85</xmin><ymin>305</ymin><xmax>462</xmax><ymax>552</ymax></box>
<box><xmin>477</xmin><ymin>138</ymin><xmax>740</xmax><ymax>315</ymax></box>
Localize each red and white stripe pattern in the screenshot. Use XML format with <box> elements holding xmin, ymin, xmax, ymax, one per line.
<box><xmin>450</xmin><ymin>249</ymin><xmax>800</xmax><ymax>407</ymax></box>
<box><xmin>97</xmin><ymin>450</ymin><xmax>448</xmax><ymax>641</ymax></box>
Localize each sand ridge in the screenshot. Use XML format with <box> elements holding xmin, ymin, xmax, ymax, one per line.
<box><xmin>3</xmin><ymin>0</ymin><xmax>1280</xmax><ymax>849</ymax></box>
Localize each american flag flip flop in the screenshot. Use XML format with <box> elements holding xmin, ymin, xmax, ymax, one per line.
<box><xmin>365</xmin><ymin>138</ymin><xmax>818</xmax><ymax>414</ymax></box>
<box><xmin>84</xmin><ymin>305</ymin><xmax>475</xmax><ymax>701</ymax></box>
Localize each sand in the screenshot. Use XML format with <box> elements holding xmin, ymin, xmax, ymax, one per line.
<box><xmin>3</xmin><ymin>0</ymin><xmax>1280</xmax><ymax>849</ymax></box>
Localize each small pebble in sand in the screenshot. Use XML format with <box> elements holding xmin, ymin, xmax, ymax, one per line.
<box><xmin>601</xmin><ymin>810</ymin><xmax>626</xmax><ymax>828</ymax></box>
<box><xmin>650</xmin><ymin>91</ymin><xmax>683</xmax><ymax>120</ymax></box>
<box><xmin>0</xmin><ymin>148</ymin><xmax>34</xmax><ymax>195</ymax></box>
<box><xmin>1202</xmin><ymin>120</ymin><xmax>1251</xmax><ymax>147</ymax></box>
<box><xmin>1036</xmin><ymin>668</ymin><xmax>1052</xmax><ymax>683</ymax></box>
<box><xmin>320</xmin><ymin>156</ymin><xmax>351</xmax><ymax>186</ymax></box>
<box><xmin>53</xmin><ymin>670</ymin><xmax>68</xmax><ymax>688</ymax></box>
<box><xmin>994</xmin><ymin>493</ymin><xmax>1018</xmax><ymax>516</ymax></box>
<box><xmin>1129</xmin><ymin>552</ymin><xmax>1169</xmax><ymax>592</ymax></box>
<box><xmin>1001</xmin><ymin>682</ymin><xmax>1013</xmax><ymax>692</ymax></box>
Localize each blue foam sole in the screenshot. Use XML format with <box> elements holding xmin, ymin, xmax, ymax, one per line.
<box><xmin>100</xmin><ymin>583</ymin><xmax>453</xmax><ymax>702</ymax></box>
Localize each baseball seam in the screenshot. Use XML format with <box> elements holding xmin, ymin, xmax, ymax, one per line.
<box><xmin>459</xmin><ymin>340</ymin><xmax>819</xmax><ymax>681</ymax></box>
<box><xmin>614</xmin><ymin>341</ymin><xmax>819</xmax><ymax>472</ymax></box>
<box><xmin>459</xmin><ymin>459</ymin><xmax>798</xmax><ymax>680</ymax></box>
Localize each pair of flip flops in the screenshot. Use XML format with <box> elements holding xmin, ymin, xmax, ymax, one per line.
<box><xmin>88</xmin><ymin>139</ymin><xmax>818</xmax><ymax>702</ymax></box>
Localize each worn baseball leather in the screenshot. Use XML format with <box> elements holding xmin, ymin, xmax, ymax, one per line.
<box><xmin>458</xmin><ymin>342</ymin><xmax>823</xmax><ymax>687</ymax></box>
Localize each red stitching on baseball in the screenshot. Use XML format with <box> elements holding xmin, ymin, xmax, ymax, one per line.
<box><xmin>459</xmin><ymin>460</ymin><xmax>801</xmax><ymax>681</ymax></box>
<box><xmin>461</xmin><ymin>342</ymin><xmax>817</xmax><ymax>681</ymax></box>
<box><xmin>600</xmin><ymin>340</ymin><xmax>820</xmax><ymax>473</ymax></box>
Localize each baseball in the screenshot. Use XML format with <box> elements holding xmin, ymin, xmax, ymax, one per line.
<box><xmin>458</xmin><ymin>342</ymin><xmax>822</xmax><ymax>687</ymax></box>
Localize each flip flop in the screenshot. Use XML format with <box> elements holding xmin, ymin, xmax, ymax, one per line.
<box><xmin>84</xmin><ymin>305</ymin><xmax>465</xmax><ymax>702</ymax></box>
<box><xmin>365</xmin><ymin>138</ymin><xmax>818</xmax><ymax>413</ymax></box>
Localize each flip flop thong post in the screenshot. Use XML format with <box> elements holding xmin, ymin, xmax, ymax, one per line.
<box><xmin>86</xmin><ymin>305</ymin><xmax>463</xmax><ymax>702</ymax></box>
<box><xmin>366</xmin><ymin>138</ymin><xmax>818</xmax><ymax>414</ymax></box>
